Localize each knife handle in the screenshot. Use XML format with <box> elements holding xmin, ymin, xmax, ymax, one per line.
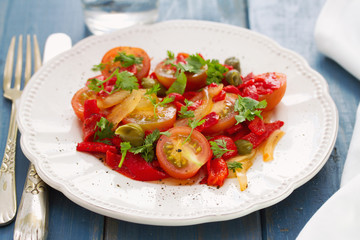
<box><xmin>13</xmin><ymin>163</ymin><xmax>48</xmax><ymax>240</ymax></box>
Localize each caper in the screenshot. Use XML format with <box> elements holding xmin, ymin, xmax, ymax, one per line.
<box><xmin>225</xmin><ymin>69</ymin><xmax>242</xmax><ymax>86</ymax></box>
<box><xmin>141</xmin><ymin>77</ymin><xmax>167</xmax><ymax>97</ymax></box>
<box><xmin>224</xmin><ymin>57</ymin><xmax>241</xmax><ymax>73</ymax></box>
<box><xmin>234</xmin><ymin>139</ymin><xmax>253</xmax><ymax>155</ymax></box>
<box><xmin>115</xmin><ymin>123</ymin><xmax>145</xmax><ymax>146</ymax></box>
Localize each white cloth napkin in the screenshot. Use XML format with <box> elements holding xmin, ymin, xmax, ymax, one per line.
<box><xmin>297</xmin><ymin>105</ymin><xmax>360</xmax><ymax>239</ymax></box>
<box><xmin>314</xmin><ymin>0</ymin><xmax>360</xmax><ymax>81</ymax></box>
<box><xmin>298</xmin><ymin>0</ymin><xmax>360</xmax><ymax>238</ymax></box>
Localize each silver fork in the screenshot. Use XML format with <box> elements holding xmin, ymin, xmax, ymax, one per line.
<box><xmin>0</xmin><ymin>35</ymin><xmax>48</xmax><ymax>239</ymax></box>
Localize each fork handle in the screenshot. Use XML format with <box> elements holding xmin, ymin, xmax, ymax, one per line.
<box><xmin>14</xmin><ymin>163</ymin><xmax>48</xmax><ymax>240</ymax></box>
<box><xmin>0</xmin><ymin>102</ymin><xmax>18</xmax><ymax>226</ymax></box>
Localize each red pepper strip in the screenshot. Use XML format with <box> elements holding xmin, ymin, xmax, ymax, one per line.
<box><xmin>225</xmin><ymin>122</ymin><xmax>245</xmax><ymax>135</ymax></box>
<box><xmin>196</xmin><ymin>112</ymin><xmax>219</xmax><ymax>132</ymax></box>
<box><xmin>188</xmin><ymin>100</ymin><xmax>203</xmax><ymax>111</ymax></box>
<box><xmin>212</xmin><ymin>90</ymin><xmax>226</xmax><ymax>102</ymax></box>
<box><xmin>183</xmin><ymin>91</ymin><xmax>199</xmax><ymax>100</ymax></box>
<box><xmin>106</xmin><ymin>151</ymin><xmax>168</xmax><ymax>181</ymax></box>
<box><xmin>174</xmin><ymin>101</ymin><xmax>185</xmax><ymax>112</ymax></box>
<box><xmin>84</xmin><ymin>99</ymin><xmax>100</xmax><ymax>119</ymax></box>
<box><xmin>209</xmin><ymin>135</ymin><xmax>238</xmax><ymax>160</ymax></box>
<box><xmin>243</xmin><ymin>72</ymin><xmax>255</xmax><ymax>82</ymax></box>
<box><xmin>206</xmin><ymin>158</ymin><xmax>229</xmax><ymax>187</ymax></box>
<box><xmin>111</xmin><ymin>136</ymin><xmax>122</xmax><ymax>148</ymax></box>
<box><xmin>247</xmin><ymin>117</ymin><xmax>266</xmax><ymax>136</ymax></box>
<box><xmin>223</xmin><ymin>64</ymin><xmax>234</xmax><ymax>71</ymax></box>
<box><xmin>208</xmin><ymin>83</ymin><xmax>219</xmax><ymax>88</ymax></box>
<box><xmin>240</xmin><ymin>84</ymin><xmax>259</xmax><ymax>100</ymax></box>
<box><xmin>168</xmin><ymin>93</ymin><xmax>185</xmax><ymax>103</ymax></box>
<box><xmin>223</xmin><ymin>85</ymin><xmax>241</xmax><ymax>95</ymax></box>
<box><xmin>82</xmin><ymin>113</ymin><xmax>102</xmax><ymax>142</ymax></box>
<box><xmin>241</xmin><ymin>121</ymin><xmax>284</xmax><ymax>148</ymax></box>
<box><xmin>77</xmin><ymin>142</ymin><xmax>117</xmax><ymax>153</ymax></box>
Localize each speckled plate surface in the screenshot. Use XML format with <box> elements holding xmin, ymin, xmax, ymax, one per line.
<box><xmin>17</xmin><ymin>20</ymin><xmax>338</xmax><ymax>226</ymax></box>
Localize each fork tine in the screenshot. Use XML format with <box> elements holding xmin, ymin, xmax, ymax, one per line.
<box><xmin>33</xmin><ymin>35</ymin><xmax>42</xmax><ymax>72</ymax></box>
<box><xmin>14</xmin><ymin>35</ymin><xmax>23</xmax><ymax>90</ymax></box>
<box><xmin>24</xmin><ymin>35</ymin><xmax>31</xmax><ymax>85</ymax></box>
<box><xmin>3</xmin><ymin>36</ymin><xmax>16</xmax><ymax>91</ymax></box>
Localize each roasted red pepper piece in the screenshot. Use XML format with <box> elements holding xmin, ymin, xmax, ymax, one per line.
<box><xmin>83</xmin><ymin>99</ymin><xmax>100</xmax><ymax>119</ymax></box>
<box><xmin>77</xmin><ymin>142</ymin><xmax>117</xmax><ymax>153</ymax></box>
<box><xmin>212</xmin><ymin>90</ymin><xmax>226</xmax><ymax>102</ymax></box>
<box><xmin>187</xmin><ymin>100</ymin><xmax>203</xmax><ymax>111</ymax></box>
<box><xmin>105</xmin><ymin>151</ymin><xmax>168</xmax><ymax>181</ymax></box>
<box><xmin>206</xmin><ymin>158</ymin><xmax>229</xmax><ymax>187</ymax></box>
<box><xmin>82</xmin><ymin>113</ymin><xmax>102</xmax><ymax>142</ymax></box>
<box><xmin>168</xmin><ymin>93</ymin><xmax>185</xmax><ymax>103</ymax></box>
<box><xmin>183</xmin><ymin>91</ymin><xmax>199</xmax><ymax>100</ymax></box>
<box><xmin>241</xmin><ymin>121</ymin><xmax>284</xmax><ymax>148</ymax></box>
<box><xmin>209</xmin><ymin>135</ymin><xmax>238</xmax><ymax>160</ymax></box>
<box><xmin>247</xmin><ymin>117</ymin><xmax>266</xmax><ymax>135</ymax></box>
<box><xmin>225</xmin><ymin>122</ymin><xmax>245</xmax><ymax>135</ymax></box>
<box><xmin>196</xmin><ymin>112</ymin><xmax>219</xmax><ymax>132</ymax></box>
<box><xmin>223</xmin><ymin>85</ymin><xmax>241</xmax><ymax>95</ymax></box>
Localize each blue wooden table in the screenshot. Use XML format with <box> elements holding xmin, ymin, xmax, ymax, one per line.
<box><xmin>1</xmin><ymin>0</ymin><xmax>359</xmax><ymax>239</ymax></box>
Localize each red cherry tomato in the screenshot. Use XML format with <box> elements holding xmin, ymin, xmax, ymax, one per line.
<box><xmin>101</xmin><ymin>46</ymin><xmax>151</xmax><ymax>81</ymax></box>
<box><xmin>202</xmin><ymin>93</ymin><xmax>238</xmax><ymax>135</ymax></box>
<box><xmin>71</xmin><ymin>87</ymin><xmax>97</xmax><ymax>121</ymax></box>
<box><xmin>239</xmin><ymin>72</ymin><xmax>287</xmax><ymax>111</ymax></box>
<box><xmin>156</xmin><ymin>126</ymin><xmax>212</xmax><ymax>179</ymax></box>
<box><xmin>154</xmin><ymin>53</ymin><xmax>208</xmax><ymax>91</ymax></box>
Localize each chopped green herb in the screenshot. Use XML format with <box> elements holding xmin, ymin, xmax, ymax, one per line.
<box><xmin>227</xmin><ymin>161</ymin><xmax>243</xmax><ymax>173</ymax></box>
<box><xmin>94</xmin><ymin>117</ymin><xmax>115</xmax><ymax>143</ymax></box>
<box><xmin>92</xmin><ymin>62</ymin><xmax>106</xmax><ymax>72</ymax></box>
<box><xmin>118</xmin><ymin>142</ymin><xmax>131</xmax><ymax>168</ymax></box>
<box><xmin>210</xmin><ymin>139</ymin><xmax>234</xmax><ymax>158</ymax></box>
<box><xmin>130</xmin><ymin>129</ymin><xmax>168</xmax><ymax>162</ymax></box>
<box><xmin>178</xmin><ymin>99</ymin><xmax>195</xmax><ymax>119</ymax></box>
<box><xmin>205</xmin><ymin>59</ymin><xmax>228</xmax><ymax>85</ymax></box>
<box><xmin>87</xmin><ymin>69</ymin><xmax>139</xmax><ymax>94</ymax></box>
<box><xmin>113</xmin><ymin>52</ymin><xmax>143</xmax><ymax>67</ymax></box>
<box><xmin>175</xmin><ymin>54</ymin><xmax>204</xmax><ymax>74</ymax></box>
<box><xmin>184</xmin><ymin>118</ymin><xmax>206</xmax><ymax>143</ymax></box>
<box><xmin>234</xmin><ymin>96</ymin><xmax>267</xmax><ymax>124</ymax></box>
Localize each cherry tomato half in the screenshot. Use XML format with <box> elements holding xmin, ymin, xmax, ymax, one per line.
<box><xmin>156</xmin><ymin>126</ymin><xmax>212</xmax><ymax>179</ymax></box>
<box><xmin>202</xmin><ymin>93</ymin><xmax>238</xmax><ymax>135</ymax></box>
<box><xmin>71</xmin><ymin>87</ymin><xmax>97</xmax><ymax>121</ymax></box>
<box><xmin>101</xmin><ymin>46</ymin><xmax>151</xmax><ymax>80</ymax></box>
<box><xmin>123</xmin><ymin>96</ymin><xmax>177</xmax><ymax>131</ymax></box>
<box><xmin>154</xmin><ymin>54</ymin><xmax>208</xmax><ymax>91</ymax></box>
<box><xmin>239</xmin><ymin>72</ymin><xmax>287</xmax><ymax>111</ymax></box>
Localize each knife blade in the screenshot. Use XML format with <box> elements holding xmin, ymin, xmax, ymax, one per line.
<box><xmin>13</xmin><ymin>33</ymin><xmax>72</xmax><ymax>240</ymax></box>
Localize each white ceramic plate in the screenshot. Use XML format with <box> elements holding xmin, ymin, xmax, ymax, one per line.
<box><xmin>17</xmin><ymin>20</ymin><xmax>338</xmax><ymax>226</ymax></box>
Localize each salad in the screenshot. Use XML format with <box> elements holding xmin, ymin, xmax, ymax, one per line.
<box><xmin>71</xmin><ymin>46</ymin><xmax>286</xmax><ymax>190</ymax></box>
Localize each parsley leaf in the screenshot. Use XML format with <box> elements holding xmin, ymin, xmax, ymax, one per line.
<box><xmin>210</xmin><ymin>139</ymin><xmax>234</xmax><ymax>158</ymax></box>
<box><xmin>118</xmin><ymin>142</ymin><xmax>131</xmax><ymax>168</ymax></box>
<box><xmin>166</xmin><ymin>71</ymin><xmax>187</xmax><ymax>95</ymax></box>
<box><xmin>94</xmin><ymin>117</ymin><xmax>115</xmax><ymax>143</ymax></box>
<box><xmin>114</xmin><ymin>71</ymin><xmax>139</xmax><ymax>93</ymax></box>
<box><xmin>92</xmin><ymin>63</ymin><xmax>106</xmax><ymax>72</ymax></box>
<box><xmin>113</xmin><ymin>52</ymin><xmax>143</xmax><ymax>67</ymax></box>
<box><xmin>130</xmin><ymin>129</ymin><xmax>168</xmax><ymax>162</ymax></box>
<box><xmin>234</xmin><ymin>96</ymin><xmax>267</xmax><ymax>124</ymax></box>
<box><xmin>227</xmin><ymin>161</ymin><xmax>243</xmax><ymax>173</ymax></box>
<box><xmin>205</xmin><ymin>59</ymin><xmax>228</xmax><ymax>85</ymax></box>
<box><xmin>178</xmin><ymin>99</ymin><xmax>195</xmax><ymax>119</ymax></box>
<box><xmin>184</xmin><ymin>118</ymin><xmax>206</xmax><ymax>143</ymax></box>
<box><xmin>87</xmin><ymin>69</ymin><xmax>139</xmax><ymax>94</ymax></box>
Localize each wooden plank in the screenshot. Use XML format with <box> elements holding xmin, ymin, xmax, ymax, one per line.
<box><xmin>248</xmin><ymin>0</ymin><xmax>360</xmax><ymax>239</ymax></box>
<box><xmin>0</xmin><ymin>0</ymin><xmax>103</xmax><ymax>239</ymax></box>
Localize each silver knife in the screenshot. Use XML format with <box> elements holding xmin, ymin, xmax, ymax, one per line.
<box><xmin>13</xmin><ymin>33</ymin><xmax>72</xmax><ymax>240</ymax></box>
